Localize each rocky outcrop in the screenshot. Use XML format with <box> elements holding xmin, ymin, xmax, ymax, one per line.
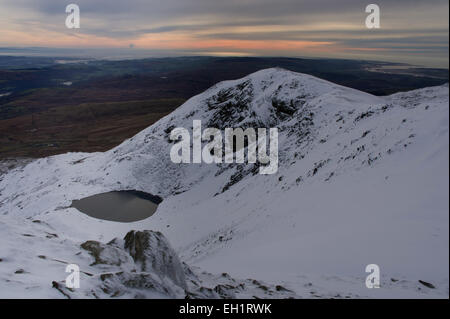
<box><xmin>49</xmin><ymin>229</ymin><xmax>297</xmax><ymax>299</ymax></box>
<box><xmin>123</xmin><ymin>230</ymin><xmax>187</xmax><ymax>289</ymax></box>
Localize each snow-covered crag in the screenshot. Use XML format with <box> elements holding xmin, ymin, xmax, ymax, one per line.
<box><xmin>0</xmin><ymin>68</ymin><xmax>448</xmax><ymax>298</ymax></box>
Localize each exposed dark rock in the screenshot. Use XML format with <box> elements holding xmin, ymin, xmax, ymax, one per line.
<box><xmin>214</xmin><ymin>284</ymin><xmax>236</xmax><ymax>298</ymax></box>
<box><xmin>52</xmin><ymin>281</ymin><xmax>71</xmax><ymax>299</ymax></box>
<box><xmin>418</xmin><ymin>280</ymin><xmax>435</xmax><ymax>289</ymax></box>
<box><xmin>80</xmin><ymin>240</ymin><xmax>130</xmax><ymax>266</ymax></box>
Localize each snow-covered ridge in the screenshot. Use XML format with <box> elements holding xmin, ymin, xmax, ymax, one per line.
<box><xmin>0</xmin><ymin>68</ymin><xmax>448</xmax><ymax>298</ymax></box>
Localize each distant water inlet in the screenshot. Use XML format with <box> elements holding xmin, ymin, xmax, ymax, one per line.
<box><xmin>71</xmin><ymin>190</ymin><xmax>163</xmax><ymax>222</ymax></box>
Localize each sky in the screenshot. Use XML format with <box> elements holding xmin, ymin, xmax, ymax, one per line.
<box><xmin>0</xmin><ymin>0</ymin><xmax>448</xmax><ymax>67</ymax></box>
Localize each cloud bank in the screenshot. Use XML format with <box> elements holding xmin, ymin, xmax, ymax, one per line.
<box><xmin>0</xmin><ymin>0</ymin><xmax>448</xmax><ymax>67</ymax></box>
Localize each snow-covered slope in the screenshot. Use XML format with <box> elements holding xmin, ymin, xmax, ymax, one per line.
<box><xmin>0</xmin><ymin>68</ymin><xmax>448</xmax><ymax>298</ymax></box>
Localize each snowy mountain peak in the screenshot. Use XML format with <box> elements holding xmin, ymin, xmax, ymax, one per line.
<box><xmin>141</xmin><ymin>67</ymin><xmax>382</xmax><ymax>132</ymax></box>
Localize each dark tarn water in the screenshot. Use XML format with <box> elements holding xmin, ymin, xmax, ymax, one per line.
<box><xmin>71</xmin><ymin>190</ymin><xmax>163</xmax><ymax>223</ymax></box>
